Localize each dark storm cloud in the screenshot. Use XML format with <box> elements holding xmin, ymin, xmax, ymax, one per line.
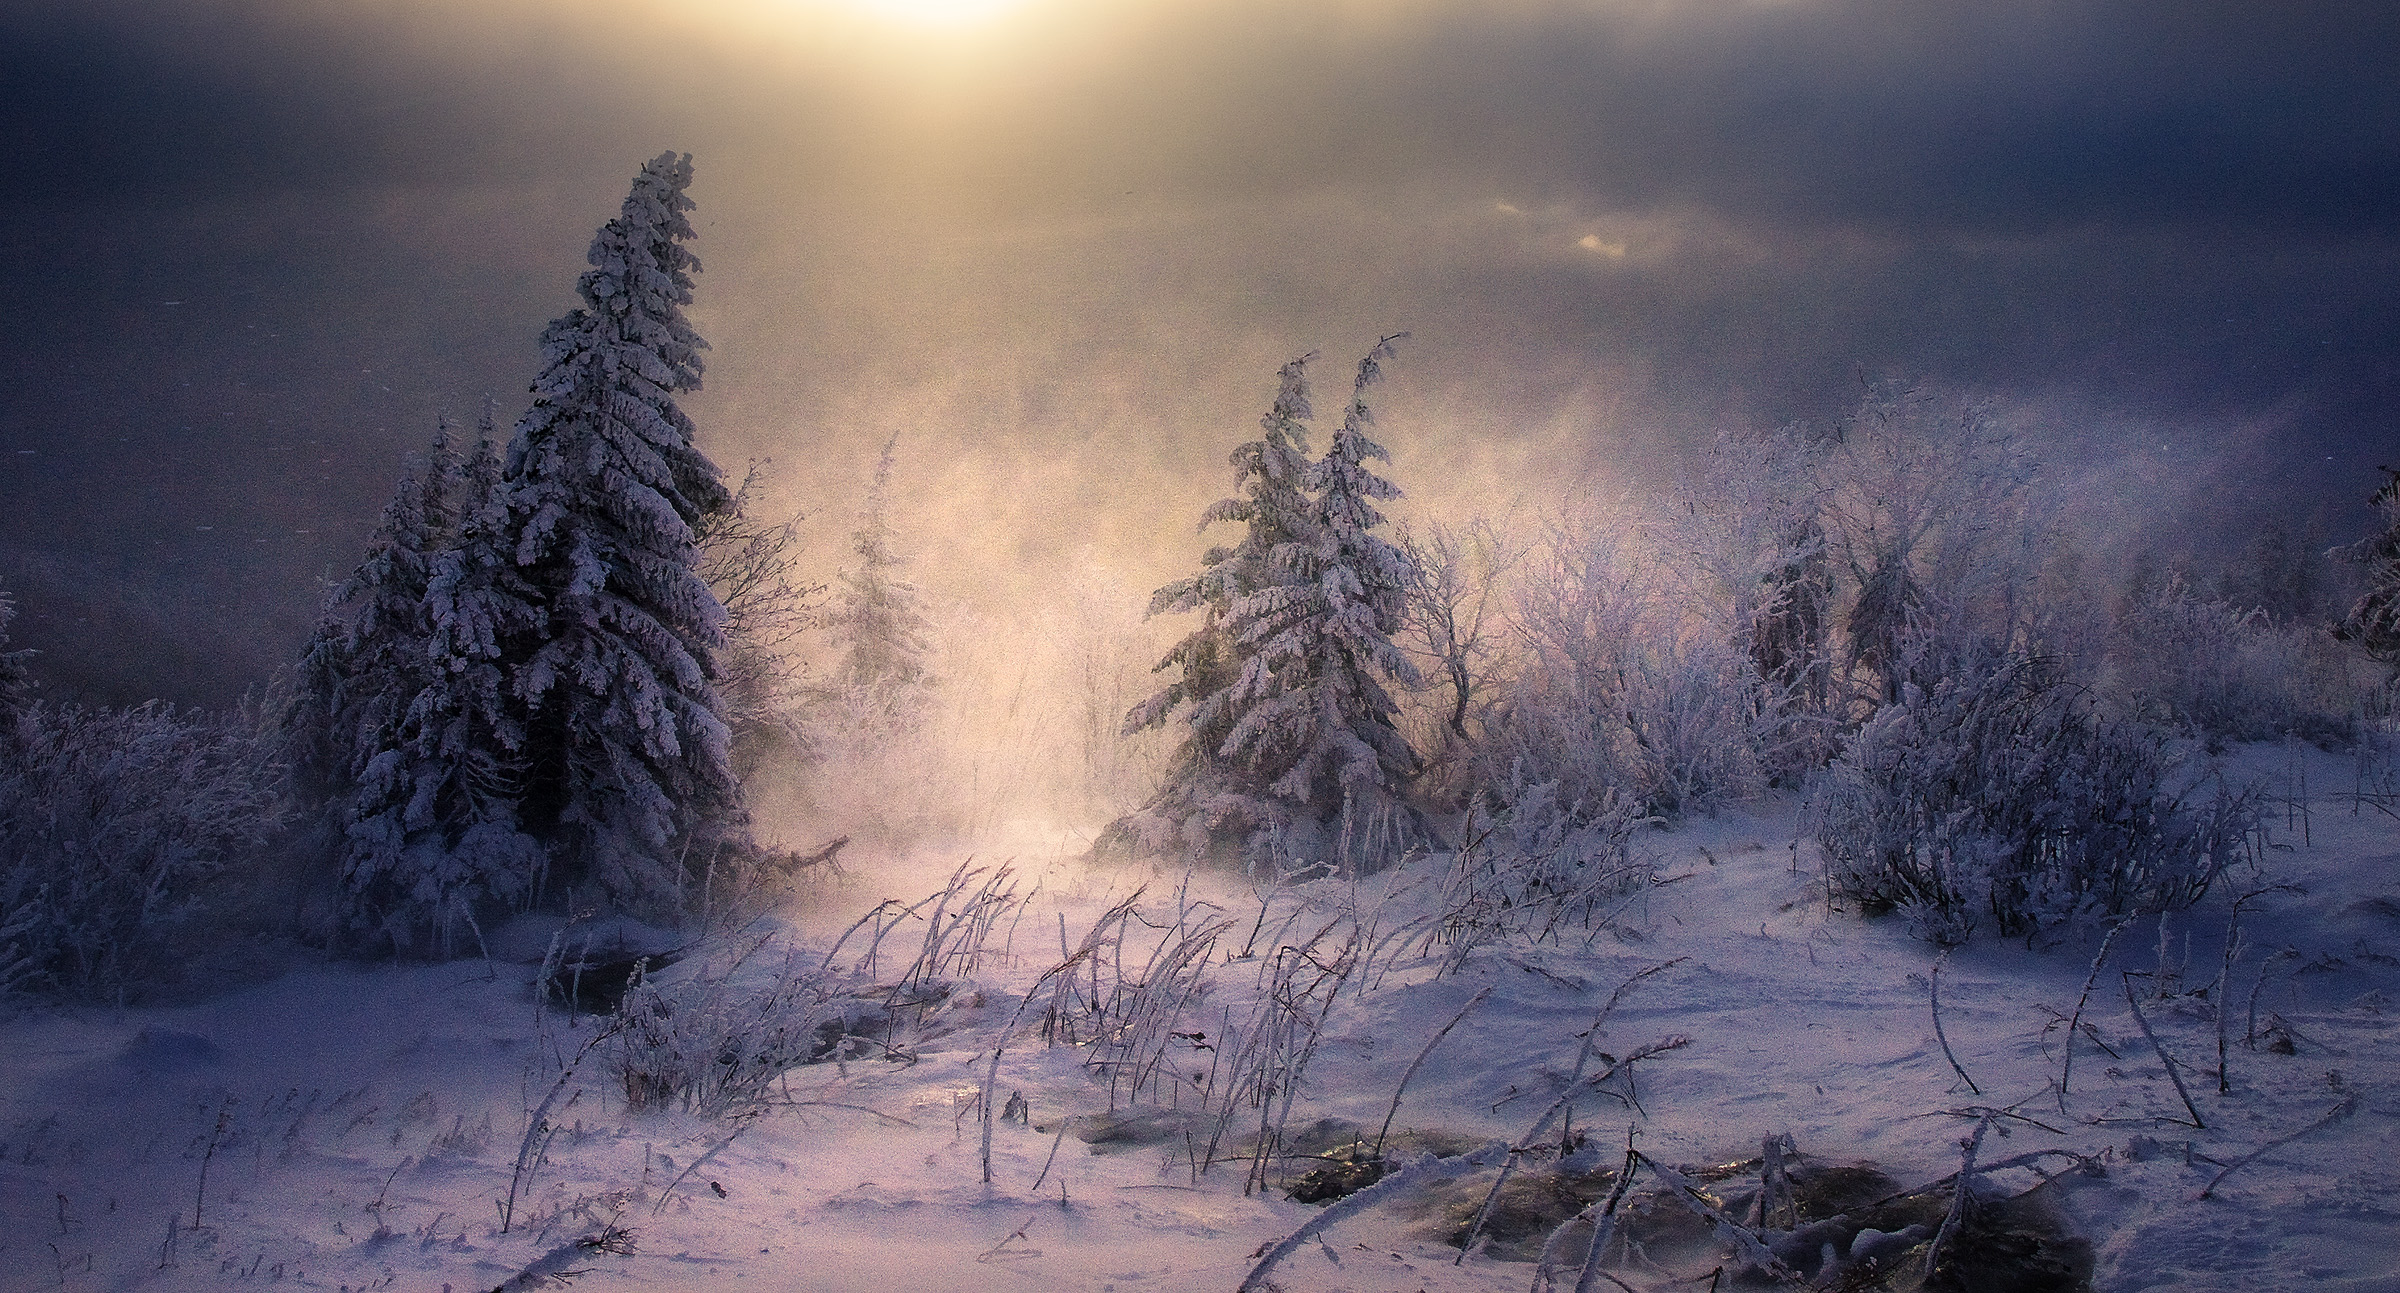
<box><xmin>1362</xmin><ymin>1</ymin><xmax>2400</xmax><ymax>236</ymax></box>
<box><xmin>1</xmin><ymin>0</ymin><xmax>2394</xmax><ymax>705</ymax></box>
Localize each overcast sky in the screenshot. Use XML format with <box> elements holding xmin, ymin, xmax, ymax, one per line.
<box><xmin>3</xmin><ymin>0</ymin><xmax>2395</xmax><ymax>705</ymax></box>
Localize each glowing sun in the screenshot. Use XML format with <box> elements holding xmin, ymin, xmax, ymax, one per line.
<box><xmin>833</xmin><ymin>0</ymin><xmax>1029</xmax><ymax>26</ymax></box>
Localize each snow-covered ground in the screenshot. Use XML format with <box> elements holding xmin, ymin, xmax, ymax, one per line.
<box><xmin>3</xmin><ymin>741</ymin><xmax>2396</xmax><ymax>1293</ymax></box>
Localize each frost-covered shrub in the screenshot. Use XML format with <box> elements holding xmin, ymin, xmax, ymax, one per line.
<box><xmin>0</xmin><ymin>702</ymin><xmax>285</xmax><ymax>999</ymax></box>
<box><xmin>1811</xmin><ymin>644</ymin><xmax>2257</xmax><ymax>944</ymax></box>
<box><xmin>2108</xmin><ymin>576</ymin><xmax>2364</xmax><ymax>743</ymax></box>
<box><xmin>610</xmin><ymin>936</ymin><xmax>843</xmax><ymax>1116</ymax></box>
<box><xmin>1425</xmin><ymin>774</ymin><xmax>1656</xmax><ymax>968</ymax></box>
<box><xmin>1483</xmin><ymin>534</ymin><xmax>1766</xmax><ymax>818</ymax></box>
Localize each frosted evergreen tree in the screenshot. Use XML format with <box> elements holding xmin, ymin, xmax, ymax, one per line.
<box><xmin>1218</xmin><ymin>334</ymin><xmax>1421</xmax><ymax>846</ymax></box>
<box><xmin>327</xmin><ymin>422</ymin><xmax>465</xmax><ymax>769</ymax></box>
<box><xmin>1113</xmin><ymin>339</ymin><xmax>1424</xmax><ymax>865</ymax></box>
<box><xmin>831</xmin><ymin>434</ymin><xmax>930</xmax><ymax>705</ymax></box>
<box><xmin>2336</xmin><ymin>465</ymin><xmax>2400</xmax><ymax>668</ymax></box>
<box><xmin>337</xmin><ymin>412</ymin><xmax>540</xmax><ymax>952</ymax></box>
<box><xmin>281</xmin><ymin>420</ymin><xmax>467</xmax><ymax>891</ymax></box>
<box><xmin>0</xmin><ymin>586</ymin><xmax>32</xmax><ymax>719</ymax></box>
<box><xmin>1125</xmin><ymin>354</ymin><xmax>1319</xmax><ymax>768</ymax></box>
<box><xmin>493</xmin><ymin>150</ymin><xmax>738</xmax><ymax>908</ymax></box>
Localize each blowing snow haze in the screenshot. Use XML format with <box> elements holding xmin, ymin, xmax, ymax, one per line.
<box><xmin>2</xmin><ymin>0</ymin><xmax>2395</xmax><ymax>706</ymax></box>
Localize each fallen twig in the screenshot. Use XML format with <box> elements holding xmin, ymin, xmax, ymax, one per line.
<box><xmin>1924</xmin><ymin>1112</ymin><xmax>1995</xmax><ymax>1278</ymax></box>
<box><xmin>486</xmin><ymin>1225</ymin><xmax>636</xmax><ymax>1292</ymax></box>
<box><xmin>1456</xmin><ymin>1036</ymin><xmax>1690</xmax><ymax>1263</ymax></box>
<box><xmin>1636</xmin><ymin>1153</ymin><xmax>1800</xmax><ymax>1285</ymax></box>
<box><xmin>2059</xmin><ymin>919</ymin><xmax>2130</xmax><ymax>1109</ymax></box>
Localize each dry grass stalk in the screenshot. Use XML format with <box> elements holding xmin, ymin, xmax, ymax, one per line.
<box><xmin>2121</xmin><ymin>972</ymin><xmax>2206</xmax><ymax>1128</ymax></box>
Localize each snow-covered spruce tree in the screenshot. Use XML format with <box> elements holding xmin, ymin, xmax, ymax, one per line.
<box><xmin>297</xmin><ymin>421</ymin><xmax>468</xmax><ymax>785</ymax></box>
<box><xmin>493</xmin><ymin>150</ymin><xmax>738</xmax><ymax>910</ymax></box>
<box><xmin>1127</xmin><ymin>355</ymin><xmax>1318</xmax><ymax>768</ymax></box>
<box><xmin>831</xmin><ymin>434</ymin><xmax>930</xmax><ymax>710</ymax></box>
<box><xmin>1233</xmin><ymin>334</ymin><xmax>1423</xmax><ymax>855</ymax></box>
<box><xmin>1112</xmin><ymin>339</ymin><xmax>1426</xmax><ymax>867</ymax></box>
<box><xmin>1105</xmin><ymin>353</ymin><xmax>1322</xmax><ymax>861</ymax></box>
<box><xmin>2336</xmin><ymin>465</ymin><xmax>2400</xmax><ymax>670</ymax></box>
<box><xmin>338</xmin><ymin>415</ymin><xmax>545</xmax><ymax>953</ymax></box>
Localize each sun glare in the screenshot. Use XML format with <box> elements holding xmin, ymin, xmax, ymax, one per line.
<box><xmin>831</xmin><ymin>0</ymin><xmax>1029</xmax><ymax>27</ymax></box>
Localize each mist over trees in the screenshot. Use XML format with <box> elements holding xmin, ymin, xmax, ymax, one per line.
<box><xmin>4</xmin><ymin>148</ymin><xmax>2399</xmax><ymax>1001</ymax></box>
<box><xmin>831</xmin><ymin>434</ymin><xmax>931</xmax><ymax>707</ymax></box>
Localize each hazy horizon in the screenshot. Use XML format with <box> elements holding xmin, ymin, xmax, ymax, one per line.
<box><xmin>3</xmin><ymin>0</ymin><xmax>2394</xmax><ymax>707</ymax></box>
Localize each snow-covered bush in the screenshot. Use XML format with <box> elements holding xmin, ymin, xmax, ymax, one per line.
<box><xmin>2108</xmin><ymin>575</ymin><xmax>2365</xmax><ymax>744</ymax></box>
<box><xmin>1817</xmin><ymin>386</ymin><xmax>2042</xmax><ymax>709</ymax></box>
<box><xmin>0</xmin><ymin>701</ymin><xmax>284</xmax><ymax>999</ymax></box>
<box><xmin>1648</xmin><ymin>427</ymin><xmax>1838</xmax><ymax>782</ymax></box>
<box><xmin>1811</xmin><ymin>641</ymin><xmax>2258</xmax><ymax>943</ymax></box>
<box><xmin>611</xmin><ymin>936</ymin><xmax>842</xmax><ymax>1116</ymax></box>
<box><xmin>1482</xmin><ymin>529</ymin><xmax>1766</xmax><ymax>819</ymax></box>
<box><xmin>697</xmin><ymin>460</ymin><xmax>824</xmax><ymax>781</ymax></box>
<box><xmin>1423</xmin><ymin>775</ymin><xmax>1656</xmax><ymax>969</ymax></box>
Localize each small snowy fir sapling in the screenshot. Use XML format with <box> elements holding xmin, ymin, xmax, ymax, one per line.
<box><xmin>831</xmin><ymin>433</ymin><xmax>931</xmax><ymax>705</ymax></box>
<box><xmin>0</xmin><ymin>584</ymin><xmax>33</xmax><ymax>719</ymax></box>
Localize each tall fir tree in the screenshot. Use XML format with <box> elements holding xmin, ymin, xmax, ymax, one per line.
<box><xmin>285</xmin><ymin>419</ymin><xmax>469</xmax><ymax>938</ymax></box>
<box><xmin>326</xmin><ymin>420</ymin><xmax>466</xmax><ymax>773</ymax></box>
<box><xmin>1127</xmin><ymin>355</ymin><xmax>1319</xmax><ymax>760</ymax></box>
<box><xmin>832</xmin><ymin>434</ymin><xmax>930</xmax><ymax>703</ymax></box>
<box><xmin>1116</xmin><ymin>339</ymin><xmax>1423</xmax><ymax>866</ymax></box>
<box><xmin>1218</xmin><ymin>335</ymin><xmax>1420</xmax><ymax>827</ymax></box>
<box><xmin>493</xmin><ymin>150</ymin><xmax>738</xmax><ymax>907</ymax></box>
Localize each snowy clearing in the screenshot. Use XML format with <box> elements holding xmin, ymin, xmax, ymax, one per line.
<box><xmin>3</xmin><ymin>741</ymin><xmax>2396</xmax><ymax>1293</ymax></box>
